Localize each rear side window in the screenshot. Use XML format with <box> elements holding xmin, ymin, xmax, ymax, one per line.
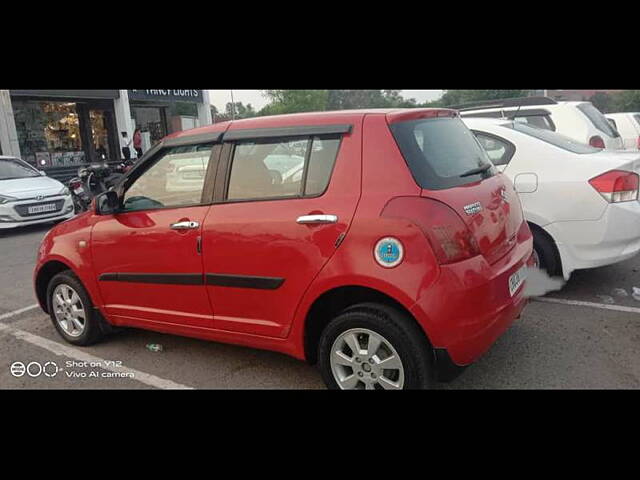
<box><xmin>633</xmin><ymin>114</ymin><xmax>640</xmax><ymax>128</ymax></box>
<box><xmin>577</xmin><ymin>103</ymin><xmax>620</xmax><ymax>138</ymax></box>
<box><xmin>474</xmin><ymin>132</ymin><xmax>516</xmax><ymax>166</ymax></box>
<box><xmin>389</xmin><ymin>117</ymin><xmax>495</xmax><ymax>190</ymax></box>
<box><xmin>513</xmin><ymin>115</ymin><xmax>555</xmax><ymax>131</ymax></box>
<box><xmin>226</xmin><ymin>135</ymin><xmax>340</xmax><ymax>201</ymax></box>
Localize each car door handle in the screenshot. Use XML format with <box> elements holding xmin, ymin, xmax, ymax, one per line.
<box><xmin>170</xmin><ymin>221</ymin><xmax>200</xmax><ymax>230</ymax></box>
<box><xmin>296</xmin><ymin>214</ymin><xmax>338</xmax><ymax>224</ymax></box>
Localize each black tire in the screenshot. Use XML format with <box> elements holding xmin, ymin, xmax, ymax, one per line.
<box><xmin>318</xmin><ymin>303</ymin><xmax>434</xmax><ymax>390</ymax></box>
<box><xmin>531</xmin><ymin>227</ymin><xmax>561</xmax><ymax>277</ymax></box>
<box><xmin>46</xmin><ymin>270</ymin><xmax>105</xmax><ymax>346</ymax></box>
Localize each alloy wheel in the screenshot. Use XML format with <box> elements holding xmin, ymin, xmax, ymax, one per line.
<box><xmin>330</xmin><ymin>328</ymin><xmax>405</xmax><ymax>390</ymax></box>
<box><xmin>52</xmin><ymin>284</ymin><xmax>86</xmax><ymax>338</ymax></box>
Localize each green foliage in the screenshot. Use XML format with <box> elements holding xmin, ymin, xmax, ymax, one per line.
<box><xmin>260</xmin><ymin>90</ymin><xmax>329</xmax><ymax>115</ymax></box>
<box><xmin>590</xmin><ymin>92</ymin><xmax>614</xmax><ymax>113</ymax></box>
<box><xmin>610</xmin><ymin>90</ymin><xmax>640</xmax><ymax>112</ymax></box>
<box><xmin>257</xmin><ymin>90</ymin><xmax>418</xmax><ymax>116</ymax></box>
<box><xmin>436</xmin><ymin>90</ymin><xmax>531</xmax><ymax>107</ymax></box>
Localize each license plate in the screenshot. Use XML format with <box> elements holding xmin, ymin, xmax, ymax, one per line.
<box><xmin>508</xmin><ymin>266</ymin><xmax>527</xmax><ymax>297</ymax></box>
<box><xmin>73</xmin><ymin>187</ymin><xmax>85</xmax><ymax>194</ymax></box>
<box><xmin>27</xmin><ymin>203</ymin><xmax>57</xmax><ymax>214</ymax></box>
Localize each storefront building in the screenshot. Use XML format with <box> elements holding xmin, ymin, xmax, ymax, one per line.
<box><xmin>0</xmin><ymin>89</ymin><xmax>212</xmax><ymax>171</ymax></box>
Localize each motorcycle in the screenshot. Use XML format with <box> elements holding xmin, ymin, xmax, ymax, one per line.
<box><xmin>68</xmin><ymin>163</ymin><xmax>126</xmax><ymax>213</ymax></box>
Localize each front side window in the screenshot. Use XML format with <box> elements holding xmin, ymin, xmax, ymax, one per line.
<box><xmin>474</xmin><ymin>132</ymin><xmax>515</xmax><ymax>166</ymax></box>
<box><xmin>226</xmin><ymin>135</ymin><xmax>340</xmax><ymax>201</ymax></box>
<box><xmin>0</xmin><ymin>158</ymin><xmax>40</xmax><ymax>180</ymax></box>
<box><xmin>123</xmin><ymin>144</ymin><xmax>213</xmax><ymax>211</ymax></box>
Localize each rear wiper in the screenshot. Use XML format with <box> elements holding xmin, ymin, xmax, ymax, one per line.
<box><xmin>460</xmin><ymin>163</ymin><xmax>492</xmax><ymax>178</ymax></box>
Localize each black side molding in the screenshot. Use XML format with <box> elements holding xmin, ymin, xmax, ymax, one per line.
<box><xmin>99</xmin><ymin>273</ymin><xmax>204</xmax><ymax>285</ymax></box>
<box><xmin>206</xmin><ymin>274</ymin><xmax>284</xmax><ymax>290</ymax></box>
<box><xmin>223</xmin><ymin>124</ymin><xmax>352</xmax><ymax>141</ymax></box>
<box><xmin>98</xmin><ymin>272</ymin><xmax>285</xmax><ymax>290</ymax></box>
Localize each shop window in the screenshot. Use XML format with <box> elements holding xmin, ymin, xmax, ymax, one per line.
<box><xmin>13</xmin><ymin>100</ymin><xmax>85</xmax><ymax>167</ymax></box>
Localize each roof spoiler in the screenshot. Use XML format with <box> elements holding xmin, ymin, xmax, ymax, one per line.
<box><xmin>449</xmin><ymin>96</ymin><xmax>558</xmax><ymax>112</ymax></box>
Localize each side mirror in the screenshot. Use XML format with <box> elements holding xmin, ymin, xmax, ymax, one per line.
<box><xmin>95</xmin><ymin>190</ymin><xmax>120</xmax><ymax>215</ymax></box>
<box><xmin>39</xmin><ymin>170</ymin><xmax>47</xmax><ymax>176</ymax></box>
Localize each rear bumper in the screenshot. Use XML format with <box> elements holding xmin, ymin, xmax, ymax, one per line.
<box><xmin>545</xmin><ymin>201</ymin><xmax>640</xmax><ymax>279</ymax></box>
<box><xmin>410</xmin><ymin>236</ymin><xmax>534</xmax><ymax>367</ymax></box>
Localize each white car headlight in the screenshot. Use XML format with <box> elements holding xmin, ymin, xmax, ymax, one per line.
<box><xmin>59</xmin><ymin>186</ymin><xmax>70</xmax><ymax>196</ymax></box>
<box><xmin>0</xmin><ymin>194</ymin><xmax>17</xmax><ymax>204</ymax></box>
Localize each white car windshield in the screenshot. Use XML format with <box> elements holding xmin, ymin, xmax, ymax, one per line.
<box><xmin>0</xmin><ymin>158</ymin><xmax>40</xmax><ymax>180</ymax></box>
<box><xmin>507</xmin><ymin>123</ymin><xmax>600</xmax><ymax>154</ymax></box>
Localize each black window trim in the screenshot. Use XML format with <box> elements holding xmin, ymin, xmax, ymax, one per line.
<box><xmin>472</xmin><ymin>130</ymin><xmax>517</xmax><ymax>167</ymax></box>
<box><xmin>217</xmin><ymin>133</ymin><xmax>344</xmax><ymax>205</ymax></box>
<box><xmin>222</xmin><ymin>124</ymin><xmax>352</xmax><ymax>141</ymax></box>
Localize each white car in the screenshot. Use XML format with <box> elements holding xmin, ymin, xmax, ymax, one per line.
<box><xmin>605</xmin><ymin>113</ymin><xmax>640</xmax><ymax>151</ymax></box>
<box><xmin>0</xmin><ymin>156</ymin><xmax>74</xmax><ymax>229</ymax></box>
<box><xmin>463</xmin><ymin>118</ymin><xmax>640</xmax><ymax>280</ymax></box>
<box><xmin>457</xmin><ymin>97</ymin><xmax>624</xmax><ymax>150</ymax></box>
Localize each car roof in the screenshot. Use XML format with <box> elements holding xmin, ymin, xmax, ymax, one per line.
<box><xmin>165</xmin><ymin>108</ymin><xmax>458</xmax><ymax>141</ymax></box>
<box><xmin>462</xmin><ymin>117</ymin><xmax>513</xmax><ymax>128</ymax></box>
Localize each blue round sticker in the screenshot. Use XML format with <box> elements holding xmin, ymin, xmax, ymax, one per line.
<box><xmin>374</xmin><ymin>237</ymin><xmax>404</xmax><ymax>268</ymax></box>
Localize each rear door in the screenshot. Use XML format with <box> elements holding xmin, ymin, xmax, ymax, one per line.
<box><xmin>201</xmin><ymin>122</ymin><xmax>361</xmax><ymax>338</ymax></box>
<box><xmin>389</xmin><ymin>115</ymin><xmax>522</xmax><ymax>265</ymax></box>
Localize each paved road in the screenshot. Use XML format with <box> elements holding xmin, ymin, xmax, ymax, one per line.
<box><xmin>1</xmin><ymin>223</ymin><xmax>639</xmax><ymax>389</ymax></box>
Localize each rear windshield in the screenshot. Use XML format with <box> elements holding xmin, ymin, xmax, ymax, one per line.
<box><xmin>577</xmin><ymin>103</ymin><xmax>620</xmax><ymax>138</ymax></box>
<box><xmin>507</xmin><ymin>122</ymin><xmax>600</xmax><ymax>154</ymax></box>
<box><xmin>0</xmin><ymin>158</ymin><xmax>40</xmax><ymax>180</ymax></box>
<box><xmin>389</xmin><ymin>117</ymin><xmax>495</xmax><ymax>190</ymax></box>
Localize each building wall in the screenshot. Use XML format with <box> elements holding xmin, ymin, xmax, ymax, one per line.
<box><xmin>0</xmin><ymin>90</ymin><xmax>20</xmax><ymax>157</ymax></box>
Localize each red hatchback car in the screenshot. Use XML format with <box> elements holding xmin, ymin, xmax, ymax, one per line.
<box><xmin>34</xmin><ymin>108</ymin><xmax>535</xmax><ymax>390</ymax></box>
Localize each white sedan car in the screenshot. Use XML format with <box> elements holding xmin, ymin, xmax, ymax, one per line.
<box><xmin>0</xmin><ymin>156</ymin><xmax>74</xmax><ymax>229</ymax></box>
<box><xmin>463</xmin><ymin>118</ymin><xmax>640</xmax><ymax>280</ymax></box>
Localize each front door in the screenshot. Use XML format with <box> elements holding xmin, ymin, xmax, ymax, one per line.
<box><xmin>91</xmin><ymin>142</ymin><xmax>217</xmax><ymax>328</ymax></box>
<box><xmin>201</xmin><ymin>128</ymin><xmax>361</xmax><ymax>338</ymax></box>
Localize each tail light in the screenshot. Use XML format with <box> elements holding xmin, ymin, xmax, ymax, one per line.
<box><xmin>589</xmin><ymin>170</ymin><xmax>639</xmax><ymax>203</ymax></box>
<box><xmin>589</xmin><ymin>135</ymin><xmax>606</xmax><ymax>149</ymax></box>
<box><xmin>381</xmin><ymin>197</ymin><xmax>480</xmax><ymax>264</ymax></box>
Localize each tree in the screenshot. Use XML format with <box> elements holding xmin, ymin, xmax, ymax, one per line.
<box><xmin>257</xmin><ymin>90</ymin><xmax>418</xmax><ymax>115</ymax></box>
<box><xmin>611</xmin><ymin>90</ymin><xmax>640</xmax><ymax>112</ymax></box>
<box><xmin>326</xmin><ymin>90</ymin><xmax>416</xmax><ymax>109</ymax></box>
<box><xmin>590</xmin><ymin>92</ymin><xmax>614</xmax><ymax>113</ymax></box>
<box><xmin>437</xmin><ymin>90</ymin><xmax>530</xmax><ymax>107</ymax></box>
<box><xmin>225</xmin><ymin>102</ymin><xmax>257</xmax><ymax>119</ymax></box>
<box><xmin>260</xmin><ymin>90</ymin><xmax>329</xmax><ymax>115</ymax></box>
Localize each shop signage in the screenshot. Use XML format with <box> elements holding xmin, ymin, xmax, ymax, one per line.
<box><xmin>128</xmin><ymin>90</ymin><xmax>203</xmax><ymax>102</ymax></box>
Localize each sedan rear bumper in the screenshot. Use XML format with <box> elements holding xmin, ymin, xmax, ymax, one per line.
<box><xmin>545</xmin><ymin>200</ymin><xmax>640</xmax><ymax>279</ymax></box>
